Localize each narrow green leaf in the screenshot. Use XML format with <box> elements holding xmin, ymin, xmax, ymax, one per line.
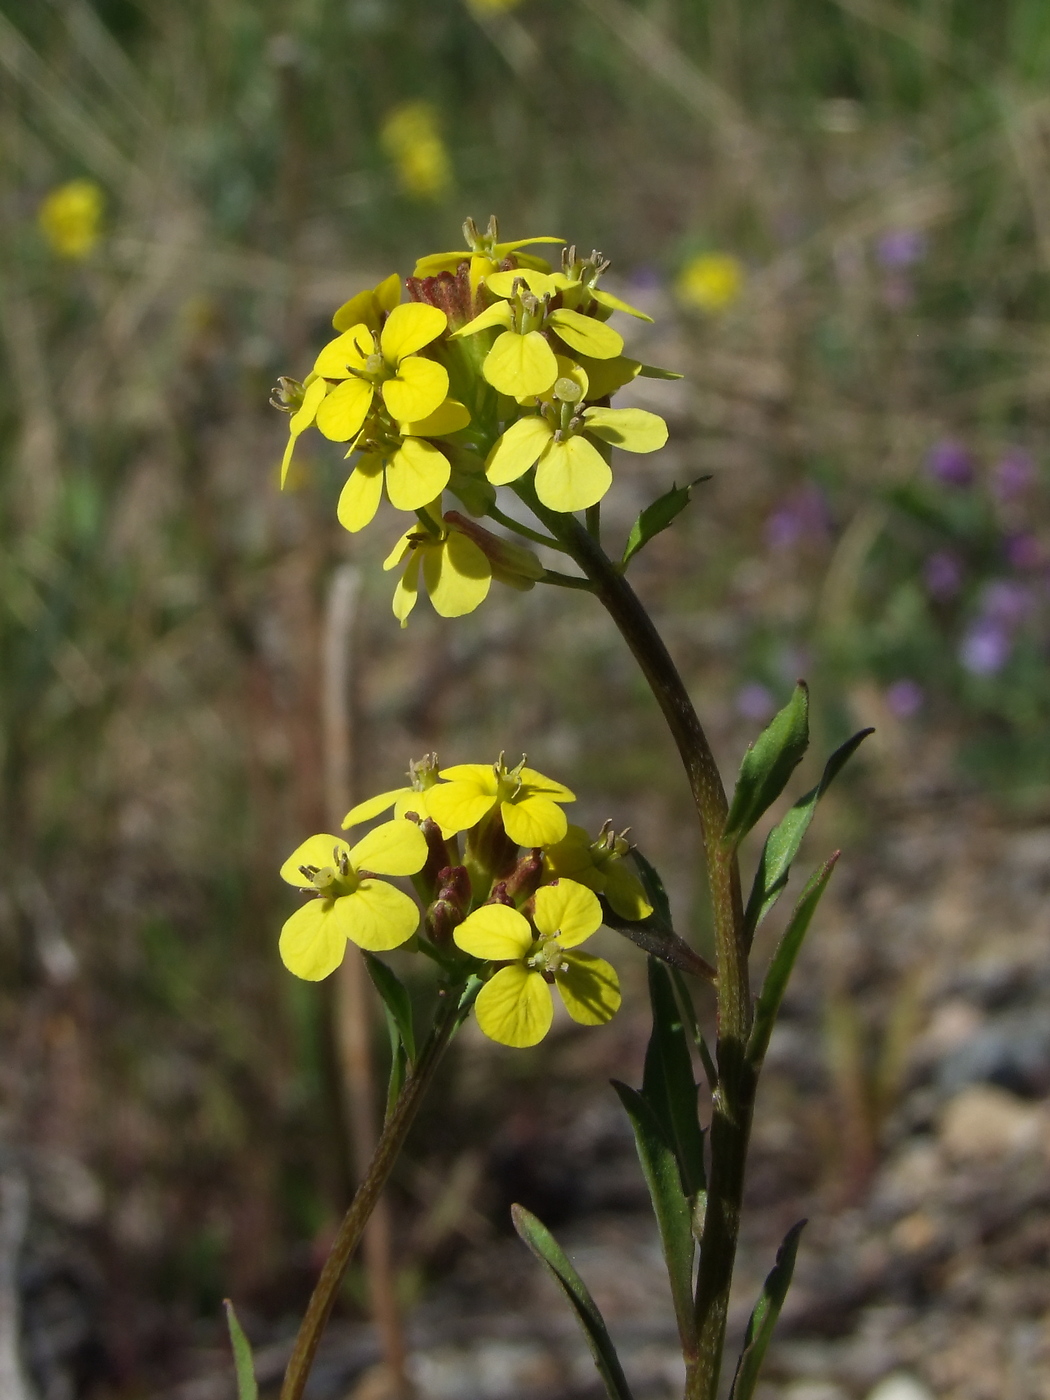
<box><xmin>364</xmin><ymin>953</ymin><xmax>416</xmax><ymax>1064</ymax></box>
<box><xmin>744</xmin><ymin>728</ymin><xmax>872</xmax><ymax>940</ymax></box>
<box><xmin>642</xmin><ymin>960</ymin><xmax>706</xmax><ymax>1197</ymax></box>
<box><xmin>728</xmin><ymin>1220</ymin><xmax>806</xmax><ymax>1400</ymax></box>
<box><xmin>748</xmin><ymin>854</ymin><xmax>839</xmax><ymax>1069</ymax></box>
<box><xmin>601</xmin><ymin>899</ymin><xmax>717</xmax><ymax>982</ymax></box>
<box><xmin>669</xmin><ymin>968</ymin><xmax>718</xmax><ymax>1093</ymax></box>
<box><xmin>384</xmin><ymin>1039</ymin><xmax>408</xmax><ymax>1122</ymax></box>
<box><xmin>223</xmin><ymin>1300</ymin><xmax>259</xmax><ymax>1400</ymax></box>
<box><xmin>511</xmin><ymin>1205</ymin><xmax>635</xmax><ymax>1400</ymax></box>
<box><xmin>629</xmin><ymin>847</ymin><xmax>672</xmax><ymax>926</ymax></box>
<box><xmin>723</xmin><ymin>684</ymin><xmax>810</xmax><ymax>848</ymax></box>
<box><xmin>612</xmin><ymin>1082</ymin><xmax>697</xmax><ymax>1352</ymax></box>
<box><xmin>622</xmin><ymin>477</ymin><xmax>708</xmax><ymax>568</ymax></box>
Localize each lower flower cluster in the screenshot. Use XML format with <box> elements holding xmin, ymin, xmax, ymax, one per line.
<box><xmin>279</xmin><ymin>754</ymin><xmax>652</xmax><ymax>1047</ymax></box>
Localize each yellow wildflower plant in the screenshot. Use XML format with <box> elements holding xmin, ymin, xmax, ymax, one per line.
<box><xmin>414</xmin><ymin>215</ymin><xmax>563</xmax><ymax>292</ymax></box>
<box><xmin>544</xmin><ymin>823</ymin><xmax>653</xmax><ymax>921</ymax></box>
<box><xmin>453</xmin><ymin>879</ymin><xmax>621</xmax><ymax>1047</ymax></box>
<box><xmin>279</xmin><ymin>821</ymin><xmax>428</xmax><ymax>979</ymax></box>
<box><xmin>427</xmin><ymin>755</ymin><xmax>574</xmax><ymax>848</ymax></box>
<box><xmin>38</xmin><ymin>178</ymin><xmax>104</xmax><ymax>259</ymax></box>
<box><xmin>332</xmin><ymin>271</ymin><xmax>401</xmax><ymax>334</ymax></box>
<box><xmin>381</xmin><ymin>102</ymin><xmax>452</xmax><ymax>201</ymax></box>
<box><xmin>677</xmin><ymin>251</ymin><xmax>744</xmax><ymax>312</ymax></box>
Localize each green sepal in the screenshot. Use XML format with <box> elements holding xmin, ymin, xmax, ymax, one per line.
<box><xmin>612</xmin><ymin>1081</ymin><xmax>697</xmax><ymax>1353</ymax></box>
<box><xmin>743</xmin><ymin>727</ymin><xmax>872</xmax><ymax>941</ymax></box>
<box><xmin>642</xmin><ymin>959</ymin><xmax>706</xmax><ymax>1198</ymax></box>
<box><xmin>510</xmin><ymin>1205</ymin><xmax>635</xmax><ymax>1400</ymax></box>
<box><xmin>621</xmin><ymin>477</ymin><xmax>708</xmax><ymax>569</ymax></box>
<box><xmin>728</xmin><ymin>1220</ymin><xmax>806</xmax><ymax>1400</ymax></box>
<box><xmin>223</xmin><ymin>1300</ymin><xmax>259</xmax><ymax>1400</ymax></box>
<box><xmin>364</xmin><ymin>953</ymin><xmax>416</xmax><ymax>1064</ymax></box>
<box><xmin>723</xmin><ymin>683</ymin><xmax>809</xmax><ymax>849</ymax></box>
<box><xmin>637</xmin><ymin>362</ymin><xmax>684</xmax><ymax>380</ymax></box>
<box><xmin>747</xmin><ymin>854</ymin><xmax>839</xmax><ymax>1069</ymax></box>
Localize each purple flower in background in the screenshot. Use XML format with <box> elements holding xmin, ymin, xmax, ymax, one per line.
<box><xmin>765</xmin><ymin>482</ymin><xmax>830</xmax><ymax>550</ymax></box>
<box><xmin>876</xmin><ymin>229</ymin><xmax>928</xmax><ymax>270</ymax></box>
<box><xmin>735</xmin><ymin>683</ymin><xmax>777</xmax><ymax>723</ymax></box>
<box><xmin>627</xmin><ymin>264</ymin><xmax>663</xmax><ymax>291</ymax></box>
<box><xmin>926</xmin><ymin>439</ymin><xmax>973</xmax><ymax>487</ymax></box>
<box><xmin>1004</xmin><ymin>532</ymin><xmax>1044</xmax><ymax>571</ymax></box>
<box><xmin>960</xmin><ymin>619</ymin><xmax>1013</xmax><ymax>676</ymax></box>
<box><xmin>885</xmin><ymin>678</ymin><xmax>924</xmax><ymax>718</ymax></box>
<box><xmin>980</xmin><ymin>579</ymin><xmax>1034</xmax><ymax>626</ymax></box>
<box><xmin>924</xmin><ymin>550</ymin><xmax>964</xmax><ymax>600</ymax></box>
<box><xmin>992</xmin><ymin>449</ymin><xmax>1036</xmax><ymax>503</ymax></box>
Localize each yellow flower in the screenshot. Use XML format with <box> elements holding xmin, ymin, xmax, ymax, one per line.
<box><xmin>279</xmin><ymin>821</ymin><xmax>428</xmax><ymax>979</ymax></box>
<box><xmin>453</xmin><ymin>879</ymin><xmax>620</xmax><ymax>1047</ymax></box>
<box><xmin>414</xmin><ymin>215</ymin><xmax>563</xmax><ymax>292</ymax></box>
<box><xmin>337</xmin><ymin>397</ymin><xmax>470</xmax><ymax>532</ymax></box>
<box><xmin>426</xmin><ymin>755</ymin><xmax>574</xmax><ymax>848</ymax></box>
<box><xmin>342</xmin><ymin>754</ymin><xmax>448</xmax><ymax>832</ymax></box>
<box><xmin>381</xmin><ymin>102</ymin><xmax>452</xmax><ymax>200</ymax></box>
<box><xmin>677</xmin><ymin>252</ymin><xmax>744</xmax><ymax>312</ymax></box>
<box><xmin>544</xmin><ymin>823</ymin><xmax>653</xmax><ymax>921</ymax></box>
<box><xmin>331</xmin><ymin>272</ymin><xmax>402</xmax><ymax>334</ymax></box>
<box><xmin>38</xmin><ymin>179</ymin><xmax>104</xmax><ymax>259</ymax></box>
<box><xmin>383</xmin><ymin>511</ymin><xmax>493</xmax><ymax>627</ymax></box>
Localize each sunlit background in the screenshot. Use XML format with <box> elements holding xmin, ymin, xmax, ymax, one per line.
<box><xmin>4</xmin><ymin>2</ymin><xmax>1050</xmax><ymax>1396</ymax></box>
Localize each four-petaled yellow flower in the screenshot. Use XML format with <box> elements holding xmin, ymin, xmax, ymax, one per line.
<box><xmin>427</xmin><ymin>756</ymin><xmax>574</xmax><ymax>848</ymax></box>
<box><xmin>38</xmin><ymin>179</ymin><xmax>104</xmax><ymax>259</ymax></box>
<box><xmin>454</xmin><ymin>880</ymin><xmax>621</xmax><ymax>1047</ymax></box>
<box><xmin>384</xmin><ymin>512</ymin><xmax>493</xmax><ymax>627</ymax></box>
<box><xmin>337</xmin><ymin>397</ymin><xmax>470</xmax><ymax>532</ymax></box>
<box><xmin>677</xmin><ymin>252</ymin><xmax>744</xmax><ymax>312</ymax></box>
<box><xmin>414</xmin><ymin>215</ymin><xmax>563</xmax><ymax>293</ymax></box>
<box><xmin>544</xmin><ymin>823</ymin><xmax>653</xmax><ymax>921</ymax></box>
<box><xmin>341</xmin><ymin>754</ymin><xmax>447</xmax><ymax>832</ymax></box>
<box><xmin>279</xmin><ymin>821</ymin><xmax>429</xmax><ymax>979</ymax></box>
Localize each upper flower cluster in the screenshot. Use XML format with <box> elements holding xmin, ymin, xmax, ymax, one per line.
<box><xmin>273</xmin><ymin>217</ymin><xmax>678</xmax><ymax>626</ymax></box>
<box><xmin>279</xmin><ymin>753</ymin><xmax>654</xmax><ymax>1047</ymax></box>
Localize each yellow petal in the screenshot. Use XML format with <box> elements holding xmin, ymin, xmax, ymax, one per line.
<box><xmin>493</xmin><ymin>236</ymin><xmax>565</xmax><ymax>256</ymax></box>
<box><xmin>502</xmin><ymin>795</ymin><xmax>568</xmax><ymax>848</ymax></box>
<box><xmin>336</xmin><ymin>457</ymin><xmax>385</xmax><ymax>532</ymax></box>
<box><xmin>451</xmin><ymin>302</ymin><xmax>514</xmax><ymax>338</ymax></box>
<box><xmin>546</xmin><ymin>309</ymin><xmax>623</xmax><ymax>360</ymax></box>
<box><xmin>382</xmin><ymin>355</ymin><xmax>449</xmax><ymax>423</ymax></box>
<box><xmin>413</xmin><ymin>250</ymin><xmax>470</xmax><ymax>277</ymax></box>
<box><xmin>590</xmin><ymin>288</ymin><xmax>654</xmax><ymax>322</ymax></box>
<box><xmin>534</xmin><ymin>435</ymin><xmax>612</xmax><ymax>513</ymax></box>
<box><xmin>341</xmin><ymin>881</ymin><xmax>420</xmax><ymax>950</ymax></box>
<box><xmin>313</xmin><ymin>325</ymin><xmax>373</xmax><ymax>378</ymax></box>
<box><xmin>484</xmin><ymin>268</ymin><xmax>559</xmax><ymax>300</ymax></box>
<box><xmin>280</xmin><ymin>834</ymin><xmax>352</xmax><ymax>888</ymax></box>
<box><xmin>279</xmin><ymin>900</ymin><xmax>348</xmax><ymax>980</ymax></box>
<box><xmin>483</xmin><ymin>330</ymin><xmax>559</xmax><ymax>398</ymax></box>
<box><xmin>392</xmin><ymin>552</ymin><xmax>422</xmax><ymax>627</ymax></box>
<box><xmin>533</xmin><ymin>878</ymin><xmax>602</xmax><ymax>946</ymax></box>
<box><xmin>375</xmin><ymin>272</ymin><xmax>402</xmax><ymax>313</ymax></box>
<box><xmin>437</xmin><ymin>764</ymin><xmax>499</xmax><ymax>790</ymax></box>
<box><xmin>380</xmin><ymin>302</ymin><xmax>447</xmax><ymax>364</ymax></box>
<box><xmin>453</xmin><ymin>903</ymin><xmax>533</xmax><ymax>961</ymax></box>
<box><xmin>332</xmin><ymin>289</ymin><xmax>379</xmax><ymax>334</ymax></box>
<box><xmin>315</xmin><ymin>378</ymin><xmax>374</xmax><ymax>441</ymax></box>
<box><xmin>603</xmin><ymin>862</ymin><xmax>654</xmax><ymax>921</ymax></box>
<box><xmin>519</xmin><ymin>766</ymin><xmax>575</xmax><ymax>800</ymax></box>
<box><xmin>403</xmin><ymin>398</ymin><xmax>471</xmax><ymax>437</ymax></box>
<box><xmin>341</xmin><ymin>787</ymin><xmax>408</xmax><ymax>828</ymax></box>
<box><xmin>349</xmin><ymin>817</ymin><xmax>428</xmax><ymax>876</ymax></box>
<box><xmin>383</xmin><ymin>529</ymin><xmax>415</xmax><ymax>571</ymax></box>
<box><xmin>423</xmin><ymin>531</ymin><xmax>491</xmax><ymax>617</ymax></box>
<box><xmin>475</xmin><ymin>965</ymin><xmax>553</xmax><ymax>1048</ymax></box>
<box><xmin>583</xmin><ymin>407</ymin><xmax>668</xmax><ymax>453</ymax></box>
<box><xmin>543</xmin><ymin>826</ymin><xmax>595</xmax><ymax>882</ymax></box>
<box><xmin>575</xmin><ymin>354</ymin><xmax>642</xmax><ymax>401</ymax></box>
<box><xmin>485</xmin><ymin>416</ymin><xmax>554</xmax><ymax>486</ymax></box>
<box><xmin>386</xmin><ymin>438</ymin><xmax>451</xmax><ymax>512</ymax></box>
<box><xmin>280</xmin><ymin>378</ymin><xmax>329</xmax><ymax>488</ymax></box>
<box><xmin>425</xmin><ymin>780</ymin><xmax>497</xmax><ymax>834</ymax></box>
<box><xmin>555</xmin><ymin>951</ymin><xmax>621</xmax><ymax>1025</ymax></box>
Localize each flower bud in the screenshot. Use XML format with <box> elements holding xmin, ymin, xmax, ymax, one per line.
<box><xmin>424</xmin><ymin>864</ymin><xmax>471</xmax><ymax>946</ymax></box>
<box><xmin>503</xmin><ymin>847</ymin><xmax>544</xmax><ymax>903</ymax></box>
<box><xmin>406</xmin><ymin>264</ymin><xmax>478</xmax><ymax>329</ymax></box>
<box><xmin>415</xmin><ymin>815</ymin><xmax>453</xmax><ymax>896</ymax></box>
<box><xmin>270</xmin><ymin>376</ymin><xmax>305</xmax><ymax>412</ymax></box>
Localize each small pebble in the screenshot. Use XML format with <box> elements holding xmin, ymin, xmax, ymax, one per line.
<box><xmin>866</xmin><ymin>1373</ymin><xmax>935</xmax><ymax>1400</ymax></box>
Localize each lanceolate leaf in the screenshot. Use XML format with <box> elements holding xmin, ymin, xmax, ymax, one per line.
<box><xmin>630</xmin><ymin>847</ymin><xmax>672</xmax><ymax>926</ymax></box>
<box><xmin>601</xmin><ymin>901</ymin><xmax>717</xmax><ymax>982</ymax></box>
<box><xmin>723</xmin><ymin>684</ymin><xmax>810</xmax><ymax>849</ymax></box>
<box><xmin>223</xmin><ymin>1300</ymin><xmax>259</xmax><ymax>1400</ymax></box>
<box><xmin>642</xmin><ymin>960</ymin><xmax>706</xmax><ymax>1198</ymax></box>
<box><xmin>622</xmin><ymin>477</ymin><xmax>708</xmax><ymax>569</ymax></box>
<box><xmin>364</xmin><ymin>953</ymin><xmax>416</xmax><ymax>1064</ymax></box>
<box><xmin>748</xmin><ymin>854</ymin><xmax>839</xmax><ymax>1070</ymax></box>
<box><xmin>612</xmin><ymin>1082</ymin><xmax>697</xmax><ymax>1352</ymax></box>
<box><xmin>728</xmin><ymin>1220</ymin><xmax>807</xmax><ymax>1400</ymax></box>
<box><xmin>743</xmin><ymin>728</ymin><xmax>872</xmax><ymax>941</ymax></box>
<box><xmin>511</xmin><ymin>1205</ymin><xmax>635</xmax><ymax>1400</ymax></box>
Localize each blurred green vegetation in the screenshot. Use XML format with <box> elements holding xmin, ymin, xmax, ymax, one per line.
<box><xmin>3</xmin><ymin>0</ymin><xmax>1050</xmax><ymax>1386</ymax></box>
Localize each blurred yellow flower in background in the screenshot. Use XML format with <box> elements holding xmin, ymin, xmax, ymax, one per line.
<box><xmin>37</xmin><ymin>178</ymin><xmax>104</xmax><ymax>259</ymax></box>
<box><xmin>467</xmin><ymin>0</ymin><xmax>524</xmax><ymax>11</ymax></box>
<box><xmin>676</xmin><ymin>251</ymin><xmax>744</xmax><ymax>312</ymax></box>
<box><xmin>381</xmin><ymin>102</ymin><xmax>452</xmax><ymax>200</ymax></box>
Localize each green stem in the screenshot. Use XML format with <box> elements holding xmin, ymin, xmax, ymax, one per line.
<box><xmin>279</xmin><ymin>983</ymin><xmax>468</xmax><ymax>1400</ymax></box>
<box><xmin>515</xmin><ymin>482</ymin><xmax>753</xmax><ymax>1400</ymax></box>
<box><xmin>486</xmin><ymin>503</ymin><xmax>570</xmax><ymax>552</ymax></box>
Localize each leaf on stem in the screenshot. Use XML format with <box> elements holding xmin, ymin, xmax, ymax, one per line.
<box><xmin>743</xmin><ymin>728</ymin><xmax>872</xmax><ymax>941</ymax></box>
<box><xmin>630</xmin><ymin>847</ymin><xmax>672</xmax><ymax>925</ymax></box>
<box><xmin>612</xmin><ymin>1082</ymin><xmax>697</xmax><ymax>1353</ymax></box>
<box><xmin>669</xmin><ymin>967</ymin><xmax>718</xmax><ymax>1093</ymax></box>
<box><xmin>621</xmin><ymin>477</ymin><xmax>709</xmax><ymax>569</ymax></box>
<box><xmin>224</xmin><ymin>1300</ymin><xmax>259</xmax><ymax>1400</ymax></box>
<box><xmin>364</xmin><ymin>953</ymin><xmax>416</xmax><ymax>1063</ymax></box>
<box><xmin>728</xmin><ymin>1220</ymin><xmax>806</xmax><ymax>1400</ymax></box>
<box><xmin>723</xmin><ymin>683</ymin><xmax>809</xmax><ymax>849</ymax></box>
<box><xmin>642</xmin><ymin>959</ymin><xmax>706</xmax><ymax>1198</ymax></box>
<box><xmin>511</xmin><ymin>1204</ymin><xmax>635</xmax><ymax>1400</ymax></box>
<box><xmin>601</xmin><ymin>900</ymin><xmax>717</xmax><ymax>982</ymax></box>
<box><xmin>747</xmin><ymin>854</ymin><xmax>839</xmax><ymax>1070</ymax></box>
